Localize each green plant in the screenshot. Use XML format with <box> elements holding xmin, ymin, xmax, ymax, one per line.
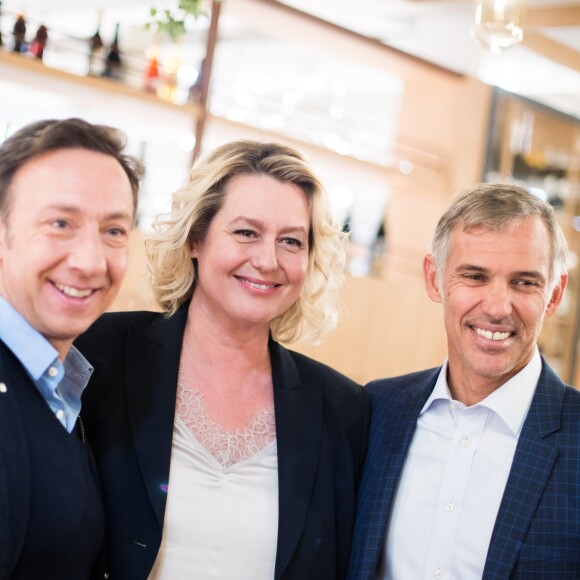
<box><xmin>146</xmin><ymin>0</ymin><xmax>207</xmax><ymax>42</ymax></box>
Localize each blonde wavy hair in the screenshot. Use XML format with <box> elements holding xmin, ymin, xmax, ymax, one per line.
<box><xmin>147</xmin><ymin>140</ymin><xmax>347</xmax><ymax>344</ymax></box>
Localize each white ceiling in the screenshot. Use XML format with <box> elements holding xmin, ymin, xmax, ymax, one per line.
<box><xmin>2</xmin><ymin>0</ymin><xmax>579</xmax><ymax>119</ymax></box>
<box><xmin>282</xmin><ymin>0</ymin><xmax>580</xmax><ymax>119</ymax></box>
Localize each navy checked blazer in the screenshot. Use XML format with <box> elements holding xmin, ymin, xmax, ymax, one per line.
<box><xmin>347</xmin><ymin>359</ymin><xmax>580</xmax><ymax>580</ymax></box>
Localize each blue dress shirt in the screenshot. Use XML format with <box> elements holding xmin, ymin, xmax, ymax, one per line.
<box><xmin>0</xmin><ymin>296</ymin><xmax>93</xmax><ymax>433</ymax></box>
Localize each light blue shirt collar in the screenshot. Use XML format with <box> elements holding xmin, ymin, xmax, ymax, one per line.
<box><xmin>0</xmin><ymin>295</ymin><xmax>59</xmax><ymax>379</ymax></box>
<box><xmin>0</xmin><ymin>296</ymin><xmax>93</xmax><ymax>432</ymax></box>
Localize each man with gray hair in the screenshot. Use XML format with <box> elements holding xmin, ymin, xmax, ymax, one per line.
<box><xmin>348</xmin><ymin>183</ymin><xmax>580</xmax><ymax>579</ymax></box>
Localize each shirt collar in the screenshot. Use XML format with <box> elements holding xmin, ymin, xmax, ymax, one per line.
<box><xmin>0</xmin><ymin>295</ymin><xmax>58</xmax><ymax>379</ymax></box>
<box><xmin>421</xmin><ymin>348</ymin><xmax>541</xmax><ymax>437</ymax></box>
<box><xmin>421</xmin><ymin>359</ymin><xmax>452</xmax><ymax>413</ymax></box>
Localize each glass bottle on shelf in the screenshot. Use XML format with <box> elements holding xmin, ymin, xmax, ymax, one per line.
<box><xmin>102</xmin><ymin>22</ymin><xmax>122</xmax><ymax>80</ymax></box>
<box><xmin>29</xmin><ymin>24</ymin><xmax>48</xmax><ymax>59</ymax></box>
<box><xmin>12</xmin><ymin>13</ymin><xmax>26</xmax><ymax>53</ymax></box>
<box><xmin>0</xmin><ymin>1</ymin><xmax>4</xmax><ymax>48</ymax></box>
<box><xmin>88</xmin><ymin>11</ymin><xmax>104</xmax><ymax>76</ymax></box>
<box><xmin>157</xmin><ymin>43</ymin><xmax>185</xmax><ymax>104</ymax></box>
<box><xmin>144</xmin><ymin>46</ymin><xmax>160</xmax><ymax>93</ymax></box>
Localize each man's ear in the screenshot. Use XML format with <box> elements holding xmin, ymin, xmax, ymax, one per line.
<box><xmin>0</xmin><ymin>217</ymin><xmax>6</xmax><ymax>261</ymax></box>
<box><xmin>545</xmin><ymin>273</ymin><xmax>568</xmax><ymax>318</ymax></box>
<box><xmin>423</xmin><ymin>254</ymin><xmax>443</xmax><ymax>303</ymax></box>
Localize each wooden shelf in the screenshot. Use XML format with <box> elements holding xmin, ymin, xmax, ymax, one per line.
<box><xmin>0</xmin><ymin>50</ymin><xmax>202</xmax><ymax>117</ymax></box>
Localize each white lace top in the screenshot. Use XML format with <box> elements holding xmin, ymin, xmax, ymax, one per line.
<box><xmin>148</xmin><ymin>381</ymin><xmax>279</xmax><ymax>580</ymax></box>
<box><xmin>176</xmin><ymin>381</ymin><xmax>276</xmax><ymax>467</ymax></box>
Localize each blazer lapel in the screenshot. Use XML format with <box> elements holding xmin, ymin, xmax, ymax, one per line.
<box><xmin>124</xmin><ymin>309</ymin><xmax>188</xmax><ymax>528</ymax></box>
<box><xmin>270</xmin><ymin>341</ymin><xmax>323</xmax><ymax>580</ymax></box>
<box><xmin>0</xmin><ymin>345</ymin><xmax>31</xmax><ymax>577</ymax></box>
<box><xmin>483</xmin><ymin>363</ymin><xmax>563</xmax><ymax>580</ymax></box>
<box><xmin>351</xmin><ymin>371</ymin><xmax>437</xmax><ymax>578</ymax></box>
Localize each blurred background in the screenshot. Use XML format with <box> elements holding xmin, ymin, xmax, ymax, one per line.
<box><xmin>0</xmin><ymin>0</ymin><xmax>579</xmax><ymax>384</ymax></box>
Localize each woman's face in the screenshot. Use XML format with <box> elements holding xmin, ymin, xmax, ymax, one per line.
<box><xmin>191</xmin><ymin>173</ymin><xmax>310</xmax><ymax>334</ymax></box>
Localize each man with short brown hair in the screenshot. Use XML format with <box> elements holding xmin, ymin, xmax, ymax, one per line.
<box><xmin>0</xmin><ymin>118</ymin><xmax>143</xmax><ymax>579</ymax></box>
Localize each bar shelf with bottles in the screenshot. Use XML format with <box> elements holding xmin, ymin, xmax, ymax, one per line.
<box><xmin>483</xmin><ymin>87</ymin><xmax>580</xmax><ymax>385</ymax></box>
<box><xmin>0</xmin><ymin>5</ymin><xmax>204</xmax><ymax>115</ymax></box>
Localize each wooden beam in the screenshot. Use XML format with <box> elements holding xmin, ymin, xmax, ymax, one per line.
<box><xmin>526</xmin><ymin>5</ymin><xmax>580</xmax><ymax>28</ymax></box>
<box><xmin>523</xmin><ymin>32</ymin><xmax>580</xmax><ymax>74</ymax></box>
<box><xmin>192</xmin><ymin>0</ymin><xmax>222</xmax><ymax>162</ymax></box>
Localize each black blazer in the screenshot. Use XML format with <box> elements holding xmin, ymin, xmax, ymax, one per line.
<box><xmin>76</xmin><ymin>307</ymin><xmax>370</xmax><ymax>580</ymax></box>
<box><xmin>0</xmin><ymin>341</ymin><xmax>107</xmax><ymax>580</ymax></box>
<box><xmin>0</xmin><ymin>341</ymin><xmax>31</xmax><ymax>580</ymax></box>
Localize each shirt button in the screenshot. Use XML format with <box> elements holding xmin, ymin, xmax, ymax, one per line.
<box><xmin>56</xmin><ymin>409</ymin><xmax>64</xmax><ymax>420</ymax></box>
<box><xmin>48</xmin><ymin>366</ymin><xmax>58</xmax><ymax>377</ymax></box>
<box><xmin>0</xmin><ymin>382</ymin><xmax>7</xmax><ymax>393</ymax></box>
<box><xmin>444</xmin><ymin>502</ymin><xmax>454</xmax><ymax>512</ymax></box>
<box><xmin>433</xmin><ymin>569</ymin><xmax>443</xmax><ymax>578</ymax></box>
<box><xmin>460</xmin><ymin>438</ymin><xmax>470</xmax><ymax>448</ymax></box>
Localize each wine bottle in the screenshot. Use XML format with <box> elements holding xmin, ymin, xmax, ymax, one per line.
<box><xmin>12</xmin><ymin>13</ymin><xmax>26</xmax><ymax>53</ymax></box>
<box><xmin>88</xmin><ymin>11</ymin><xmax>104</xmax><ymax>76</ymax></box>
<box><xmin>102</xmin><ymin>22</ymin><xmax>122</xmax><ymax>80</ymax></box>
<box><xmin>144</xmin><ymin>50</ymin><xmax>160</xmax><ymax>93</ymax></box>
<box><xmin>29</xmin><ymin>24</ymin><xmax>48</xmax><ymax>59</ymax></box>
<box><xmin>0</xmin><ymin>1</ymin><xmax>4</xmax><ymax>48</ymax></box>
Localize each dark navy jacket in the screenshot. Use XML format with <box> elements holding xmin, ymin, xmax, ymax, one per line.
<box><xmin>348</xmin><ymin>361</ymin><xmax>580</xmax><ymax>580</ymax></box>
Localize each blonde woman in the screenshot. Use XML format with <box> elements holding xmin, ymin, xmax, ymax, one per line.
<box><xmin>77</xmin><ymin>140</ymin><xmax>370</xmax><ymax>580</ymax></box>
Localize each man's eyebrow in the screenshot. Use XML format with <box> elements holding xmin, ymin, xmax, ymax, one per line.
<box><xmin>455</xmin><ymin>264</ymin><xmax>488</xmax><ymax>273</ymax></box>
<box><xmin>455</xmin><ymin>264</ymin><xmax>546</xmax><ymax>281</ymax></box>
<box><xmin>41</xmin><ymin>205</ymin><xmax>133</xmax><ymax>220</ymax></box>
<box><xmin>512</xmin><ymin>270</ymin><xmax>546</xmax><ymax>281</ymax></box>
<box><xmin>41</xmin><ymin>204</ymin><xmax>81</xmax><ymax>213</ymax></box>
<box><xmin>104</xmin><ymin>211</ymin><xmax>134</xmax><ymax>221</ymax></box>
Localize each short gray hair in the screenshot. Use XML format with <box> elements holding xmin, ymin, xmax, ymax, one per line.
<box><xmin>431</xmin><ymin>183</ymin><xmax>568</xmax><ymax>290</ymax></box>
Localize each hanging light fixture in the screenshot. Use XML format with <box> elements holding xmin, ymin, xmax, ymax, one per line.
<box><xmin>470</xmin><ymin>0</ymin><xmax>527</xmax><ymax>53</ymax></box>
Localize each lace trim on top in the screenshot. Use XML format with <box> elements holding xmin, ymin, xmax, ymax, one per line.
<box><xmin>176</xmin><ymin>380</ymin><xmax>276</xmax><ymax>468</ymax></box>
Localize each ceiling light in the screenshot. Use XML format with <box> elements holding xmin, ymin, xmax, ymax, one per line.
<box><xmin>471</xmin><ymin>0</ymin><xmax>526</xmax><ymax>53</ymax></box>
